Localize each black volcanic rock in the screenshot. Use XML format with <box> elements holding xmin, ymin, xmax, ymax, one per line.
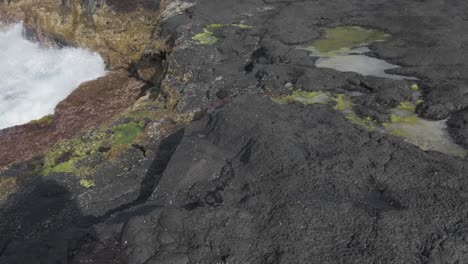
<box><xmin>94</xmin><ymin>95</ymin><xmax>468</xmax><ymax>263</ymax></box>
<box><xmin>447</xmin><ymin>109</ymin><xmax>468</xmax><ymax>149</ymax></box>
<box><xmin>2</xmin><ymin>0</ymin><xmax>468</xmax><ymax>263</ymax></box>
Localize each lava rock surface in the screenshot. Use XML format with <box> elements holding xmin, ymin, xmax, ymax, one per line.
<box><xmin>1</xmin><ymin>0</ymin><xmax>468</xmax><ymax>263</ymax></box>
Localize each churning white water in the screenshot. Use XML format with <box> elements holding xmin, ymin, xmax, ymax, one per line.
<box><xmin>0</xmin><ymin>23</ymin><xmax>106</xmax><ymax>129</ymax></box>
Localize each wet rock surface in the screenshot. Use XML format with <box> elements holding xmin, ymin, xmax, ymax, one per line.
<box><xmin>1</xmin><ymin>0</ymin><xmax>468</xmax><ymax>263</ymax></box>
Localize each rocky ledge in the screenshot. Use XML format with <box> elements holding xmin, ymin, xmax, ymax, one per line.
<box><xmin>1</xmin><ymin>0</ymin><xmax>468</xmax><ymax>263</ymax></box>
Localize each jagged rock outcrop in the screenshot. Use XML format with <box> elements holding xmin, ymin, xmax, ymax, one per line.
<box><xmin>0</xmin><ymin>0</ymin><xmax>164</xmax><ymax>69</ymax></box>
<box><xmin>0</xmin><ymin>0</ymin><xmax>179</xmax><ymax>168</ymax></box>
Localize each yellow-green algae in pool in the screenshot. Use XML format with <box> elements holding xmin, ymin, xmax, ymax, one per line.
<box><xmin>273</xmin><ymin>90</ymin><xmax>332</xmax><ymax>105</ymax></box>
<box><xmin>192</xmin><ymin>23</ymin><xmax>253</xmax><ymax>45</ymax></box>
<box><xmin>383</xmin><ymin>103</ymin><xmax>466</xmax><ymax>158</ymax></box>
<box><xmin>273</xmin><ymin>90</ymin><xmax>377</xmax><ymax>131</ymax></box>
<box><xmin>273</xmin><ymin>90</ymin><xmax>466</xmax><ymax>158</ymax></box>
<box><xmin>307</xmin><ymin>26</ymin><xmax>388</xmax><ymax>56</ymax></box>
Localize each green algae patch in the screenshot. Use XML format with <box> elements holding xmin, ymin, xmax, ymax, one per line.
<box><xmin>80</xmin><ymin>179</ymin><xmax>96</xmax><ymax>189</ymax></box>
<box><xmin>396</xmin><ymin>101</ymin><xmax>416</xmax><ymax>112</ymax></box>
<box><xmin>275</xmin><ymin>90</ymin><xmax>354</xmax><ymax>115</ymax></box>
<box><xmin>383</xmin><ymin>108</ymin><xmax>467</xmax><ymax>158</ymax></box>
<box><xmin>47</xmin><ymin>159</ymin><xmax>76</xmax><ymax>174</ymax></box>
<box><xmin>193</xmin><ymin>29</ymin><xmax>219</xmax><ymax>45</ymax></box>
<box><xmin>193</xmin><ymin>23</ymin><xmax>253</xmax><ymax>45</ymax></box>
<box><xmin>410</xmin><ymin>84</ymin><xmax>420</xmax><ymax>91</ymax></box>
<box><xmin>28</xmin><ymin>115</ymin><xmax>54</xmax><ymax>126</ymax></box>
<box><xmin>42</xmin><ymin>157</ymin><xmax>94</xmax><ymax>176</ymax></box>
<box><xmin>231</xmin><ymin>24</ymin><xmax>254</xmax><ymax>29</ymax></box>
<box><xmin>389</xmin><ymin>114</ymin><xmax>419</xmax><ymax>124</ymax></box>
<box><xmin>383</xmin><ymin>126</ymin><xmax>410</xmax><ymax>138</ymax></box>
<box><xmin>273</xmin><ymin>90</ymin><xmax>331</xmax><ymax>105</ymax></box>
<box><xmin>332</xmin><ymin>94</ymin><xmax>353</xmax><ymax>111</ymax></box>
<box><xmin>273</xmin><ymin>88</ymin><xmax>466</xmax><ymax>157</ymax></box>
<box><xmin>42</xmin><ymin>121</ymin><xmax>144</xmax><ymax>176</ymax></box>
<box><xmin>192</xmin><ymin>24</ymin><xmax>225</xmax><ymax>45</ymax></box>
<box><xmin>111</xmin><ymin>122</ymin><xmax>144</xmax><ymax>145</ymax></box>
<box><xmin>383</xmin><ymin>118</ymin><xmax>466</xmax><ymax>157</ymax></box>
<box><xmin>273</xmin><ymin>90</ymin><xmax>379</xmax><ymax>131</ymax></box>
<box><xmin>346</xmin><ymin>113</ymin><xmax>377</xmax><ymax>131</ymax></box>
<box><xmin>206</xmin><ymin>24</ymin><xmax>225</xmax><ymax>31</ymax></box>
<box><xmin>41</xmin><ymin>121</ymin><xmax>144</xmax><ymax>176</ymax></box>
<box><xmin>307</xmin><ymin>26</ymin><xmax>388</xmax><ymax>56</ymax></box>
<box><xmin>41</xmin><ymin>130</ymin><xmax>106</xmax><ymax>176</ymax></box>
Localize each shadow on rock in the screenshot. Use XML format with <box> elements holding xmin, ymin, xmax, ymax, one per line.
<box><xmin>0</xmin><ymin>176</ymin><xmax>115</xmax><ymax>263</ymax></box>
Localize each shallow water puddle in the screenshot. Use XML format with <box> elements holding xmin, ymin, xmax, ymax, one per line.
<box><xmin>315</xmin><ymin>55</ymin><xmax>418</xmax><ymax>80</ymax></box>
<box><xmin>288</xmin><ymin>27</ymin><xmax>463</xmax><ymax>156</ymax></box>
<box><xmin>274</xmin><ymin>90</ymin><xmax>467</xmax><ymax>158</ymax></box>
<box><xmin>304</xmin><ymin>26</ymin><xmax>417</xmax><ymax>80</ymax></box>
<box><xmin>383</xmin><ymin>105</ymin><xmax>467</xmax><ymax>158</ymax></box>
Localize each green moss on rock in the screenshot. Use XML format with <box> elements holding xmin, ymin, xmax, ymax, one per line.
<box><xmin>28</xmin><ymin>115</ymin><xmax>54</xmax><ymax>126</ymax></box>
<box><xmin>332</xmin><ymin>94</ymin><xmax>353</xmax><ymax>111</ymax></box>
<box><xmin>273</xmin><ymin>90</ymin><xmax>331</xmax><ymax>105</ymax></box>
<box><xmin>193</xmin><ymin>23</ymin><xmax>253</xmax><ymax>45</ymax></box>
<box><xmin>231</xmin><ymin>24</ymin><xmax>254</xmax><ymax>29</ymax></box>
<box><xmin>193</xmin><ymin>29</ymin><xmax>219</xmax><ymax>45</ymax></box>
<box><xmin>41</xmin><ymin>130</ymin><xmax>106</xmax><ymax>176</ymax></box>
<box><xmin>273</xmin><ymin>90</ymin><xmax>377</xmax><ymax>131</ymax></box>
<box><xmin>410</xmin><ymin>84</ymin><xmax>420</xmax><ymax>91</ymax></box>
<box><xmin>346</xmin><ymin>113</ymin><xmax>376</xmax><ymax>131</ymax></box>
<box><xmin>111</xmin><ymin>121</ymin><xmax>145</xmax><ymax>145</ymax></box>
<box><xmin>41</xmin><ymin>121</ymin><xmax>145</xmax><ymax>175</ymax></box>
<box><xmin>389</xmin><ymin>114</ymin><xmax>419</xmax><ymax>124</ymax></box>
<box><xmin>396</xmin><ymin>101</ymin><xmax>416</xmax><ymax>112</ymax></box>
<box><xmin>45</xmin><ymin>159</ymin><xmax>76</xmax><ymax>175</ymax></box>
<box><xmin>80</xmin><ymin>179</ymin><xmax>96</xmax><ymax>188</ymax></box>
<box><xmin>205</xmin><ymin>24</ymin><xmax>225</xmax><ymax>31</ymax></box>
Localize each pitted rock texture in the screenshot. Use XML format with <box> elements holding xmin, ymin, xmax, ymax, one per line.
<box><xmin>447</xmin><ymin>109</ymin><xmax>468</xmax><ymax>149</ymax></box>
<box><xmin>1</xmin><ymin>0</ymin><xmax>468</xmax><ymax>263</ymax></box>
<box><xmin>116</xmin><ymin>96</ymin><xmax>468</xmax><ymax>263</ymax></box>
<box><xmin>5</xmin><ymin>95</ymin><xmax>468</xmax><ymax>263</ymax></box>
<box><xmin>158</xmin><ymin>0</ymin><xmax>468</xmax><ymax>120</ymax></box>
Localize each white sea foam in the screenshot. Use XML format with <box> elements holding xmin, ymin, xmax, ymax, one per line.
<box><xmin>0</xmin><ymin>23</ymin><xmax>106</xmax><ymax>129</ymax></box>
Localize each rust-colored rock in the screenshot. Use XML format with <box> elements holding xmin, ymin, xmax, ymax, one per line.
<box><xmin>0</xmin><ymin>70</ymin><xmax>145</xmax><ymax>167</ymax></box>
